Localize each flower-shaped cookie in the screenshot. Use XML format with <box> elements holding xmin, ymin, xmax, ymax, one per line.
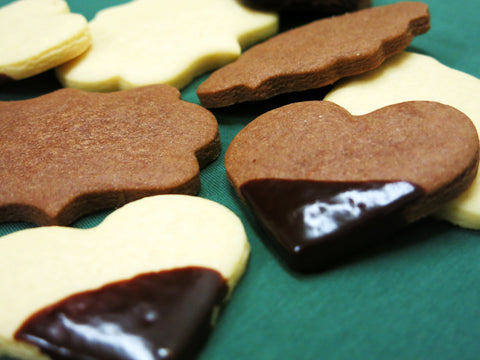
<box><xmin>0</xmin><ymin>85</ymin><xmax>220</xmax><ymax>226</ymax></box>
<box><xmin>57</xmin><ymin>0</ymin><xmax>278</xmax><ymax>91</ymax></box>
<box><xmin>0</xmin><ymin>0</ymin><xmax>90</xmax><ymax>83</ymax></box>
<box><xmin>197</xmin><ymin>2</ymin><xmax>430</xmax><ymax>107</ymax></box>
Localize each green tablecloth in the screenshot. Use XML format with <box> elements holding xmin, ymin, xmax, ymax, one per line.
<box><xmin>1</xmin><ymin>0</ymin><xmax>479</xmax><ymax>359</ymax></box>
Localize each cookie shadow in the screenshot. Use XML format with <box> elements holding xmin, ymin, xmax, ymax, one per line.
<box><xmin>240</xmin><ymin>0</ymin><xmax>373</xmax><ymax>32</ymax></box>
<box><xmin>211</xmin><ymin>85</ymin><xmax>333</xmax><ymax>121</ymax></box>
<box><xmin>0</xmin><ymin>70</ymin><xmax>62</xmax><ymax>100</ymax></box>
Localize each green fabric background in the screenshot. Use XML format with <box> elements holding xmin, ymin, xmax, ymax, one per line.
<box><xmin>1</xmin><ymin>0</ymin><xmax>479</xmax><ymax>359</ymax></box>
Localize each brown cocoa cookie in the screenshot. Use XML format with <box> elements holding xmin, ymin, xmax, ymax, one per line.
<box><xmin>0</xmin><ymin>84</ymin><xmax>220</xmax><ymax>226</ymax></box>
<box><xmin>242</xmin><ymin>0</ymin><xmax>371</xmax><ymax>16</ymax></box>
<box><xmin>225</xmin><ymin>101</ymin><xmax>479</xmax><ymax>271</ymax></box>
<box><xmin>197</xmin><ymin>2</ymin><xmax>430</xmax><ymax>108</ymax></box>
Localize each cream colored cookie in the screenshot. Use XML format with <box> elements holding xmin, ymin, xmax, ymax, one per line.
<box><xmin>324</xmin><ymin>51</ymin><xmax>480</xmax><ymax>229</ymax></box>
<box><xmin>0</xmin><ymin>195</ymin><xmax>249</xmax><ymax>360</ymax></box>
<box><xmin>56</xmin><ymin>0</ymin><xmax>278</xmax><ymax>92</ymax></box>
<box><xmin>0</xmin><ymin>0</ymin><xmax>91</xmax><ymax>82</ymax></box>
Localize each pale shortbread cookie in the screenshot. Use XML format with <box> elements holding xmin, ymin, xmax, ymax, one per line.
<box><xmin>0</xmin><ymin>194</ymin><xmax>249</xmax><ymax>360</ymax></box>
<box><xmin>325</xmin><ymin>51</ymin><xmax>480</xmax><ymax>229</ymax></box>
<box><xmin>56</xmin><ymin>0</ymin><xmax>278</xmax><ymax>92</ymax></box>
<box><xmin>0</xmin><ymin>0</ymin><xmax>90</xmax><ymax>82</ymax></box>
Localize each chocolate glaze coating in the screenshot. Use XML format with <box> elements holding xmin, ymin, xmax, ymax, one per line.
<box><xmin>15</xmin><ymin>267</ymin><xmax>228</xmax><ymax>360</ymax></box>
<box><xmin>241</xmin><ymin>179</ymin><xmax>423</xmax><ymax>271</ymax></box>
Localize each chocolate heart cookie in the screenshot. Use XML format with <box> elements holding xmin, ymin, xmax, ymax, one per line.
<box><xmin>225</xmin><ymin>101</ymin><xmax>479</xmax><ymax>271</ymax></box>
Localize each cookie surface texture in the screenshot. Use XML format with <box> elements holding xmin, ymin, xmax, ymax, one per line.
<box><xmin>225</xmin><ymin>101</ymin><xmax>479</xmax><ymax>271</ymax></box>
<box><xmin>197</xmin><ymin>2</ymin><xmax>430</xmax><ymax>108</ymax></box>
<box><xmin>0</xmin><ymin>84</ymin><xmax>220</xmax><ymax>226</ymax></box>
<box><xmin>56</xmin><ymin>0</ymin><xmax>278</xmax><ymax>92</ymax></box>
<box><xmin>324</xmin><ymin>51</ymin><xmax>480</xmax><ymax>229</ymax></box>
<box><xmin>0</xmin><ymin>194</ymin><xmax>249</xmax><ymax>360</ymax></box>
<box><xmin>0</xmin><ymin>0</ymin><xmax>91</xmax><ymax>83</ymax></box>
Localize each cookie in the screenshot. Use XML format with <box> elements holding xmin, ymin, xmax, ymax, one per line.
<box><xmin>56</xmin><ymin>0</ymin><xmax>278</xmax><ymax>92</ymax></box>
<box><xmin>0</xmin><ymin>84</ymin><xmax>220</xmax><ymax>226</ymax></box>
<box><xmin>197</xmin><ymin>2</ymin><xmax>430</xmax><ymax>108</ymax></box>
<box><xmin>225</xmin><ymin>101</ymin><xmax>479</xmax><ymax>271</ymax></box>
<box><xmin>0</xmin><ymin>0</ymin><xmax>91</xmax><ymax>83</ymax></box>
<box><xmin>324</xmin><ymin>51</ymin><xmax>480</xmax><ymax>229</ymax></box>
<box><xmin>0</xmin><ymin>194</ymin><xmax>249</xmax><ymax>360</ymax></box>
<box><xmin>242</xmin><ymin>0</ymin><xmax>371</xmax><ymax>15</ymax></box>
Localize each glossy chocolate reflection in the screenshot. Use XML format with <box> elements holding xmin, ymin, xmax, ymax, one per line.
<box><xmin>241</xmin><ymin>179</ymin><xmax>424</xmax><ymax>271</ymax></box>
<box><xmin>15</xmin><ymin>267</ymin><xmax>228</xmax><ymax>360</ymax></box>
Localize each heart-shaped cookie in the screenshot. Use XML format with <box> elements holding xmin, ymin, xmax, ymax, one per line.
<box><xmin>0</xmin><ymin>84</ymin><xmax>220</xmax><ymax>226</ymax></box>
<box><xmin>0</xmin><ymin>194</ymin><xmax>249</xmax><ymax>360</ymax></box>
<box><xmin>225</xmin><ymin>101</ymin><xmax>479</xmax><ymax>271</ymax></box>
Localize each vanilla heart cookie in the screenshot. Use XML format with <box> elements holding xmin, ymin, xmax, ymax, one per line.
<box><xmin>56</xmin><ymin>0</ymin><xmax>278</xmax><ymax>92</ymax></box>
<box><xmin>197</xmin><ymin>2</ymin><xmax>430</xmax><ymax>108</ymax></box>
<box><xmin>0</xmin><ymin>84</ymin><xmax>220</xmax><ymax>226</ymax></box>
<box><xmin>0</xmin><ymin>0</ymin><xmax>90</xmax><ymax>83</ymax></box>
<box><xmin>225</xmin><ymin>101</ymin><xmax>479</xmax><ymax>271</ymax></box>
<box><xmin>0</xmin><ymin>194</ymin><xmax>249</xmax><ymax>360</ymax></box>
<box><xmin>324</xmin><ymin>51</ymin><xmax>480</xmax><ymax>229</ymax></box>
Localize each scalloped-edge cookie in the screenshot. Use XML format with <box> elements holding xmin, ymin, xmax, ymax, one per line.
<box><xmin>56</xmin><ymin>0</ymin><xmax>278</xmax><ymax>92</ymax></box>
<box><xmin>0</xmin><ymin>0</ymin><xmax>91</xmax><ymax>83</ymax></box>
<box><xmin>0</xmin><ymin>194</ymin><xmax>250</xmax><ymax>360</ymax></box>
<box><xmin>0</xmin><ymin>84</ymin><xmax>220</xmax><ymax>226</ymax></box>
<box><xmin>197</xmin><ymin>2</ymin><xmax>430</xmax><ymax>108</ymax></box>
<box><xmin>325</xmin><ymin>51</ymin><xmax>480</xmax><ymax>229</ymax></box>
<box><xmin>225</xmin><ymin>101</ymin><xmax>478</xmax><ymax>271</ymax></box>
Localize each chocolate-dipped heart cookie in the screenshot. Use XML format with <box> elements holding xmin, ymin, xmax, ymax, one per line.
<box><xmin>0</xmin><ymin>195</ymin><xmax>249</xmax><ymax>360</ymax></box>
<box><xmin>225</xmin><ymin>101</ymin><xmax>479</xmax><ymax>271</ymax></box>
